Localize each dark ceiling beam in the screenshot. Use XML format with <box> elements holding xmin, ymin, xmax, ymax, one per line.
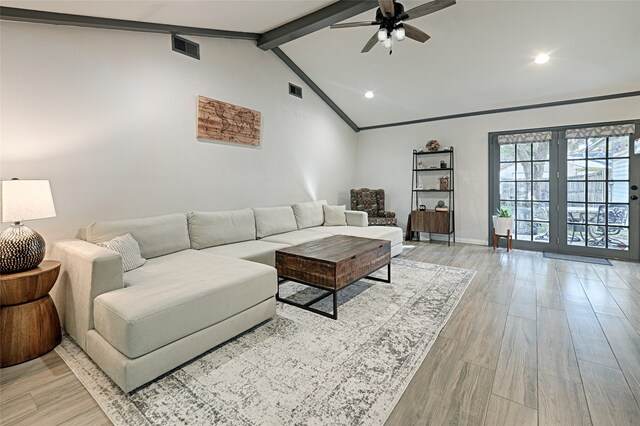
<box><xmin>272</xmin><ymin>47</ymin><xmax>359</xmax><ymax>132</ymax></box>
<box><xmin>257</xmin><ymin>0</ymin><xmax>377</xmax><ymax>51</ymax></box>
<box><xmin>0</xmin><ymin>7</ymin><xmax>259</xmax><ymax>40</ymax></box>
<box><xmin>359</xmin><ymin>90</ymin><xmax>640</xmax><ymax>131</ymax></box>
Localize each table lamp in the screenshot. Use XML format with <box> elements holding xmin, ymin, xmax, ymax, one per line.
<box><xmin>0</xmin><ymin>179</ymin><xmax>56</xmax><ymax>274</ymax></box>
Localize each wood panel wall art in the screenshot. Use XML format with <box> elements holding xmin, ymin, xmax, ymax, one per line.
<box><xmin>197</xmin><ymin>96</ymin><xmax>261</xmax><ymax>146</ymax></box>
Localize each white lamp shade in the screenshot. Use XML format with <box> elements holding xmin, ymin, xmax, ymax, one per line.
<box><xmin>1</xmin><ymin>180</ymin><xmax>56</xmax><ymax>223</ymax></box>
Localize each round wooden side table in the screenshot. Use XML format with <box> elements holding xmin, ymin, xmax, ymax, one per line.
<box><xmin>0</xmin><ymin>260</ymin><xmax>62</xmax><ymax>367</ymax></box>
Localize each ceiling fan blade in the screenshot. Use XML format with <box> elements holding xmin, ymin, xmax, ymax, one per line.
<box><xmin>399</xmin><ymin>0</ymin><xmax>456</xmax><ymax>21</ymax></box>
<box><xmin>403</xmin><ymin>24</ymin><xmax>430</xmax><ymax>43</ymax></box>
<box><xmin>378</xmin><ymin>0</ymin><xmax>395</xmax><ymax>18</ymax></box>
<box><xmin>330</xmin><ymin>21</ymin><xmax>378</xmax><ymax>29</ymax></box>
<box><xmin>361</xmin><ymin>31</ymin><xmax>379</xmax><ymax>53</ymax></box>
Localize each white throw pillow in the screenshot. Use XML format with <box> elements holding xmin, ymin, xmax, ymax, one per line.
<box><xmin>188</xmin><ymin>209</ymin><xmax>256</xmax><ymax>249</ymax></box>
<box><xmin>86</xmin><ymin>213</ymin><xmax>190</xmax><ymax>259</ymax></box>
<box><xmin>291</xmin><ymin>200</ymin><xmax>327</xmax><ymax>229</ymax></box>
<box><xmin>253</xmin><ymin>206</ymin><xmax>298</xmax><ymax>238</ymax></box>
<box><xmin>323</xmin><ymin>205</ymin><xmax>347</xmax><ymax>226</ymax></box>
<box><xmin>96</xmin><ymin>233</ymin><xmax>146</xmax><ymax>272</ymax></box>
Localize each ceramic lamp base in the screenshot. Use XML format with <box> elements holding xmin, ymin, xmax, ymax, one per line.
<box><xmin>0</xmin><ymin>224</ymin><xmax>46</xmax><ymax>274</ymax></box>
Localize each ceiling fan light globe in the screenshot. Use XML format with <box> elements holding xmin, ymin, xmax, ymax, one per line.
<box><xmin>396</xmin><ymin>27</ymin><xmax>406</xmax><ymax>41</ymax></box>
<box><xmin>383</xmin><ymin>38</ymin><xmax>392</xmax><ymax>49</ymax></box>
<box><xmin>377</xmin><ymin>28</ymin><xmax>388</xmax><ymax>42</ymax></box>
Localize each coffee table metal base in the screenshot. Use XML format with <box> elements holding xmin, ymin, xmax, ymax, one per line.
<box><xmin>276</xmin><ymin>263</ymin><xmax>391</xmax><ymax>320</ymax></box>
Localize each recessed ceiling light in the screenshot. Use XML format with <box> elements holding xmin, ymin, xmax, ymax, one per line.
<box><xmin>534</xmin><ymin>53</ymin><xmax>550</xmax><ymax>64</ymax></box>
<box><xmin>364</xmin><ymin>91</ymin><xmax>374</xmax><ymax>99</ymax></box>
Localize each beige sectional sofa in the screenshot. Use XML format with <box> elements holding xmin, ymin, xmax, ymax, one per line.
<box><xmin>51</xmin><ymin>200</ymin><xmax>403</xmax><ymax>392</ymax></box>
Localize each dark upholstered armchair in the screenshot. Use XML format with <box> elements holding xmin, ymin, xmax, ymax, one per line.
<box><xmin>350</xmin><ymin>188</ymin><xmax>398</xmax><ymax>227</ymax></box>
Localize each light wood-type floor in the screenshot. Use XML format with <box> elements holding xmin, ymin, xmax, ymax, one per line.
<box><xmin>1</xmin><ymin>242</ymin><xmax>639</xmax><ymax>425</ymax></box>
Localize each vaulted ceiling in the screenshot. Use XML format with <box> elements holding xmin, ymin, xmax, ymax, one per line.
<box><xmin>3</xmin><ymin>1</ymin><xmax>639</xmax><ymax>129</ymax></box>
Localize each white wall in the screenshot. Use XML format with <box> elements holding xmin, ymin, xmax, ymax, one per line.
<box><xmin>0</xmin><ymin>22</ymin><xmax>358</xmax><ymax>244</ymax></box>
<box><xmin>355</xmin><ymin>97</ymin><xmax>640</xmax><ymax>244</ymax></box>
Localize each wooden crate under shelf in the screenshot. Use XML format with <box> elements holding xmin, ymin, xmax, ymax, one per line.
<box><xmin>406</xmin><ymin>210</ymin><xmax>454</xmax><ymax>239</ymax></box>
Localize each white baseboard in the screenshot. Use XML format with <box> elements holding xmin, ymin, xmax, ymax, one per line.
<box><xmin>454</xmin><ymin>238</ymin><xmax>488</xmax><ymax>246</ymax></box>
<box><xmin>410</xmin><ymin>233</ymin><xmax>487</xmax><ymax>246</ymax></box>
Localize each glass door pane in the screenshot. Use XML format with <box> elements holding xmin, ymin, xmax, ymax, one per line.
<box><xmin>498</xmin><ymin>140</ymin><xmax>551</xmax><ymax>247</ymax></box>
<box><xmin>560</xmin><ymin>135</ymin><xmax>634</xmax><ymax>257</ymax></box>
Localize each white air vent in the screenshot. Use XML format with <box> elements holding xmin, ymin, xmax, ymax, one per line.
<box><xmin>172</xmin><ymin>34</ymin><xmax>199</xmax><ymax>60</ymax></box>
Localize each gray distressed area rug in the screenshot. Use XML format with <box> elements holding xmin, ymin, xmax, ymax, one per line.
<box><xmin>55</xmin><ymin>258</ymin><xmax>475</xmax><ymax>426</ymax></box>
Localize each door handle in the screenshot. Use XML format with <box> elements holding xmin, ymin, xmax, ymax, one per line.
<box><xmin>632</xmin><ymin>195</ymin><xmax>639</xmax><ymax>200</ymax></box>
<box><xmin>631</xmin><ymin>185</ymin><xmax>638</xmax><ymax>190</ymax></box>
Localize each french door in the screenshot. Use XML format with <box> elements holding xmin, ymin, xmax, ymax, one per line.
<box><xmin>489</xmin><ymin>121</ymin><xmax>640</xmax><ymax>260</ymax></box>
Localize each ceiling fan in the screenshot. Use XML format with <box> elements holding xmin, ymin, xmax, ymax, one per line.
<box><xmin>330</xmin><ymin>0</ymin><xmax>456</xmax><ymax>54</ymax></box>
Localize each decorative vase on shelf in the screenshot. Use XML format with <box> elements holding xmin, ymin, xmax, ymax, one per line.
<box><xmin>439</xmin><ymin>176</ymin><xmax>449</xmax><ymax>191</ymax></box>
<box><xmin>426</xmin><ymin>140</ymin><xmax>440</xmax><ymax>152</ymax></box>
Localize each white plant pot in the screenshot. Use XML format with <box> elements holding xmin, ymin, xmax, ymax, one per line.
<box><xmin>492</xmin><ymin>215</ymin><xmax>513</xmax><ymax>236</ymax></box>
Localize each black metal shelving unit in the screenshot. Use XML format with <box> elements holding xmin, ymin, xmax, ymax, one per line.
<box><xmin>408</xmin><ymin>148</ymin><xmax>455</xmax><ymax>245</ymax></box>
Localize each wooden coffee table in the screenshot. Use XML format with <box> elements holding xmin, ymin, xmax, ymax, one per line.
<box><xmin>275</xmin><ymin>235</ymin><xmax>391</xmax><ymax>319</ymax></box>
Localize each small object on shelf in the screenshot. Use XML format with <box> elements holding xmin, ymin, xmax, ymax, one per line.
<box><xmin>426</xmin><ymin>139</ymin><xmax>440</xmax><ymax>152</ymax></box>
<box><xmin>417</xmin><ymin>159</ymin><xmax>424</xmax><ymax>169</ymax></box>
<box><xmin>435</xmin><ymin>200</ymin><xmax>448</xmax><ymax>212</ymax></box>
<box><xmin>415</xmin><ymin>184</ymin><xmax>423</xmax><ymax>190</ymax></box>
<box><xmin>440</xmin><ymin>160</ymin><xmax>447</xmax><ymax>168</ymax></box>
<box><xmin>419</xmin><ymin>205</ymin><xmax>426</xmax><ymax>211</ymax></box>
<box><xmin>429</xmin><ymin>166</ymin><xmax>439</xmax><ymax>169</ymax></box>
<box><xmin>439</xmin><ymin>176</ymin><xmax>449</xmax><ymax>191</ymax></box>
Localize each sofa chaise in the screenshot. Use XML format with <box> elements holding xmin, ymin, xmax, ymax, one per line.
<box><xmin>51</xmin><ymin>200</ymin><xmax>403</xmax><ymax>392</ymax></box>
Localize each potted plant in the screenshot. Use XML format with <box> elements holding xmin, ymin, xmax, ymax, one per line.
<box><xmin>493</xmin><ymin>208</ymin><xmax>513</xmax><ymax>236</ymax></box>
